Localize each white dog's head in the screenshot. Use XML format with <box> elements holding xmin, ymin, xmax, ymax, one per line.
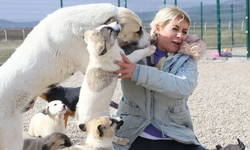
<box><xmin>84</xmin><ymin>22</ymin><xmax>121</xmax><ymax>57</ymax></box>
<box><xmin>101</xmin><ymin>7</ymin><xmax>152</xmax><ymax>54</ymax></box>
<box><xmin>116</xmin><ymin>7</ymin><xmax>152</xmax><ymax>50</ymax></box>
<box><xmin>78</xmin><ymin>116</ymin><xmax>124</xmax><ymax>139</ymax></box>
<box><xmin>42</xmin><ymin>100</ymin><xmax>67</xmax><ymax>116</ymax></box>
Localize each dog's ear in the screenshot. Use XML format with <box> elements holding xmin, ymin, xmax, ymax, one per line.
<box><xmin>42</xmin><ymin>145</ymin><xmax>49</xmax><ymax>150</ymax></box>
<box><xmin>79</xmin><ymin>124</ymin><xmax>86</xmax><ymax>132</ymax></box>
<box><xmin>97</xmin><ymin>125</ymin><xmax>104</xmax><ymax>137</ymax></box>
<box><xmin>42</xmin><ymin>143</ymin><xmax>52</xmax><ymax>150</ymax></box>
<box><xmin>215</xmin><ymin>144</ymin><xmax>223</xmax><ymax>150</ymax></box>
<box><xmin>104</xmin><ymin>16</ymin><xmax>118</xmax><ymax>25</ymax></box>
<box><xmin>60</xmin><ymin>134</ymin><xmax>73</xmax><ymax>147</ymax></box>
<box><xmin>98</xmin><ymin>41</ymin><xmax>107</xmax><ymax>56</ymax></box>
<box><xmin>237</xmin><ymin>139</ymin><xmax>245</xmax><ymax>150</ymax></box>
<box><xmin>41</xmin><ymin>106</ymin><xmax>49</xmax><ymax>115</ymax></box>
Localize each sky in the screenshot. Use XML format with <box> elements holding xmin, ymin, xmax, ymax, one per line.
<box><xmin>0</xmin><ymin>0</ymin><xmax>222</xmax><ymax>22</ymax></box>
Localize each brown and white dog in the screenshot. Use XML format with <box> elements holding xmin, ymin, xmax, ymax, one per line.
<box><xmin>23</xmin><ymin>132</ymin><xmax>73</xmax><ymax>150</ymax></box>
<box><xmin>28</xmin><ymin>100</ymin><xmax>67</xmax><ymax>137</ymax></box>
<box><xmin>60</xmin><ymin>116</ymin><xmax>125</xmax><ymax>150</ymax></box>
<box><xmin>0</xmin><ymin>3</ymin><xmax>152</xmax><ymax>149</ymax></box>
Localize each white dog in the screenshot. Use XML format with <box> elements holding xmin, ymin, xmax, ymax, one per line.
<box><xmin>75</xmin><ymin>22</ymin><xmax>155</xmax><ymax>145</ymax></box>
<box><xmin>0</xmin><ymin>3</ymin><xmax>151</xmax><ymax>149</ymax></box>
<box><xmin>60</xmin><ymin>116</ymin><xmax>125</xmax><ymax>150</ymax></box>
<box><xmin>28</xmin><ymin>100</ymin><xmax>67</xmax><ymax>137</ymax></box>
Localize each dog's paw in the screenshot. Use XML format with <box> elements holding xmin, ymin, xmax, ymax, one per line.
<box><xmin>147</xmin><ymin>45</ymin><xmax>156</xmax><ymax>56</ymax></box>
<box><xmin>117</xmin><ymin>138</ymin><xmax>130</xmax><ymax>146</ymax></box>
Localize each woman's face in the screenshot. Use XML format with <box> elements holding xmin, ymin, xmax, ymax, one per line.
<box><xmin>156</xmin><ymin>17</ymin><xmax>189</xmax><ymax>53</ymax></box>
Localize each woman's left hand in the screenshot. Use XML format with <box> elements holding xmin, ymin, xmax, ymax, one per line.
<box><xmin>114</xmin><ymin>53</ymin><xmax>136</xmax><ymax>79</ymax></box>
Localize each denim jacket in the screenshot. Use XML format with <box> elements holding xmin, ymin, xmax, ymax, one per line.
<box><xmin>113</xmin><ymin>36</ymin><xmax>206</xmax><ymax>150</ymax></box>
<box><xmin>114</xmin><ymin>52</ymin><xmax>208</xmax><ymax>150</ymax></box>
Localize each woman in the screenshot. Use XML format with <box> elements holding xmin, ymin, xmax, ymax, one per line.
<box><xmin>113</xmin><ymin>5</ymin><xmax>207</xmax><ymax>150</ymax></box>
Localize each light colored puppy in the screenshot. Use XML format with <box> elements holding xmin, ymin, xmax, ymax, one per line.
<box><xmin>0</xmin><ymin>3</ymin><xmax>151</xmax><ymax>149</ymax></box>
<box><xmin>60</xmin><ymin>116</ymin><xmax>124</xmax><ymax>150</ymax></box>
<box><xmin>29</xmin><ymin>100</ymin><xmax>67</xmax><ymax>137</ymax></box>
<box><xmin>75</xmin><ymin>22</ymin><xmax>155</xmax><ymax>145</ymax></box>
<box><xmin>23</xmin><ymin>132</ymin><xmax>73</xmax><ymax>150</ymax></box>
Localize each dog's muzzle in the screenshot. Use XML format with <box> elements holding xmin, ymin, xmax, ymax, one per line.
<box><xmin>115</xmin><ymin>120</ymin><xmax>124</xmax><ymax>130</ymax></box>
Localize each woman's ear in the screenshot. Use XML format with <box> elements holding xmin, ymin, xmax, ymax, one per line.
<box><xmin>155</xmin><ymin>24</ymin><xmax>161</xmax><ymax>34</ymax></box>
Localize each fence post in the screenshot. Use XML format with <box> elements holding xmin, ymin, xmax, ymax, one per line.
<box><xmin>4</xmin><ymin>30</ymin><xmax>7</xmax><ymax>42</ymax></box>
<box><xmin>60</xmin><ymin>0</ymin><xmax>63</xmax><ymax>8</ymax></box>
<box><xmin>22</xmin><ymin>29</ymin><xmax>25</xmax><ymax>40</ymax></box>
<box><xmin>175</xmin><ymin>0</ymin><xmax>177</xmax><ymax>6</ymax></box>
<box><xmin>246</xmin><ymin>0</ymin><xmax>249</xmax><ymax>59</ymax></box>
<box><xmin>194</xmin><ymin>22</ymin><xmax>196</xmax><ymax>32</ymax></box>
<box><xmin>200</xmin><ymin>2</ymin><xmax>203</xmax><ymax>40</ymax></box>
<box><xmin>118</xmin><ymin>0</ymin><xmax>120</xmax><ymax>7</ymax></box>
<box><xmin>124</xmin><ymin>0</ymin><xmax>127</xmax><ymax>8</ymax></box>
<box><xmin>241</xmin><ymin>20</ymin><xmax>244</xmax><ymax>30</ymax></box>
<box><xmin>217</xmin><ymin>0</ymin><xmax>221</xmax><ymax>56</ymax></box>
<box><xmin>231</xmin><ymin>4</ymin><xmax>234</xmax><ymax>46</ymax></box>
<box><xmin>164</xmin><ymin>0</ymin><xmax>166</xmax><ymax>7</ymax></box>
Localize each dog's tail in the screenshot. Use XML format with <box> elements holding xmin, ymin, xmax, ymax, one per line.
<box><xmin>110</xmin><ymin>101</ymin><xmax>118</xmax><ymax>109</ymax></box>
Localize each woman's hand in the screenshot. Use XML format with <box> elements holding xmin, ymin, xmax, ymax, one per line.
<box><xmin>114</xmin><ymin>52</ymin><xmax>136</xmax><ymax>79</ymax></box>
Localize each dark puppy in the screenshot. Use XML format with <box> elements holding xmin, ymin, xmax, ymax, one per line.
<box><xmin>215</xmin><ymin>139</ymin><xmax>245</xmax><ymax>150</ymax></box>
<box><xmin>40</xmin><ymin>86</ymin><xmax>118</xmax><ymax>126</ymax></box>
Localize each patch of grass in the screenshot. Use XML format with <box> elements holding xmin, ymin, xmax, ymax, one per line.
<box><xmin>189</xmin><ymin>25</ymin><xmax>246</xmax><ymax>48</ymax></box>
<box><xmin>0</xmin><ymin>40</ymin><xmax>22</xmax><ymax>63</ymax></box>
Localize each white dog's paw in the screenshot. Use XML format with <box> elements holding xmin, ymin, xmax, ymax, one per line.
<box><xmin>146</xmin><ymin>45</ymin><xmax>156</xmax><ymax>56</ymax></box>
<box><xmin>117</xmin><ymin>138</ymin><xmax>130</xmax><ymax>146</ymax></box>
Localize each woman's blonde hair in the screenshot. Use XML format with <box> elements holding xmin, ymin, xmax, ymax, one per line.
<box><xmin>150</xmin><ymin>6</ymin><xmax>191</xmax><ymax>41</ymax></box>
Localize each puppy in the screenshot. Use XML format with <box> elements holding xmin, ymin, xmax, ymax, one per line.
<box><xmin>0</xmin><ymin>3</ymin><xmax>151</xmax><ymax>149</ymax></box>
<box><xmin>215</xmin><ymin>139</ymin><xmax>245</xmax><ymax>150</ymax></box>
<box><xmin>40</xmin><ymin>86</ymin><xmax>119</xmax><ymax>127</ymax></box>
<box><xmin>60</xmin><ymin>116</ymin><xmax>125</xmax><ymax>150</ymax></box>
<box><xmin>23</xmin><ymin>132</ymin><xmax>73</xmax><ymax>150</ymax></box>
<box><xmin>223</xmin><ymin>47</ymin><xmax>233</xmax><ymax>52</ymax></box>
<box><xmin>76</xmin><ymin>22</ymin><xmax>155</xmax><ymax>125</ymax></box>
<box><xmin>29</xmin><ymin>100</ymin><xmax>67</xmax><ymax>137</ymax></box>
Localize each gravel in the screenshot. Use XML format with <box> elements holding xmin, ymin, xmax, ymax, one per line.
<box><xmin>22</xmin><ymin>49</ymin><xmax>250</xmax><ymax>149</ymax></box>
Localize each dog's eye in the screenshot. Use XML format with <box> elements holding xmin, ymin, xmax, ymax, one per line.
<box><xmin>54</xmin><ymin>104</ymin><xmax>57</xmax><ymax>106</ymax></box>
<box><xmin>135</xmin><ymin>27</ymin><xmax>142</xmax><ymax>36</ymax></box>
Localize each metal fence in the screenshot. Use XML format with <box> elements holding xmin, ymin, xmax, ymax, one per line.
<box><xmin>0</xmin><ymin>0</ymin><xmax>249</xmax><ymax>58</ymax></box>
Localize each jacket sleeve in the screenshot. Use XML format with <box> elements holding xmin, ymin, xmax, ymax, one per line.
<box><xmin>131</xmin><ymin>58</ymin><xmax>198</xmax><ymax>98</ymax></box>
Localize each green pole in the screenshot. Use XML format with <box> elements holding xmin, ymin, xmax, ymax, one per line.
<box><xmin>246</xmin><ymin>0</ymin><xmax>250</xmax><ymax>59</ymax></box>
<box><xmin>175</xmin><ymin>0</ymin><xmax>177</xmax><ymax>6</ymax></box>
<box><xmin>200</xmin><ymin>2</ymin><xmax>203</xmax><ymax>40</ymax></box>
<box><xmin>118</xmin><ymin>0</ymin><xmax>120</xmax><ymax>7</ymax></box>
<box><xmin>217</xmin><ymin>0</ymin><xmax>221</xmax><ymax>56</ymax></box>
<box><xmin>231</xmin><ymin>4</ymin><xmax>234</xmax><ymax>46</ymax></box>
<box><xmin>60</xmin><ymin>0</ymin><xmax>63</xmax><ymax>8</ymax></box>
<box><xmin>164</xmin><ymin>0</ymin><xmax>166</xmax><ymax>7</ymax></box>
<box><xmin>124</xmin><ymin>0</ymin><xmax>127</xmax><ymax>8</ymax></box>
